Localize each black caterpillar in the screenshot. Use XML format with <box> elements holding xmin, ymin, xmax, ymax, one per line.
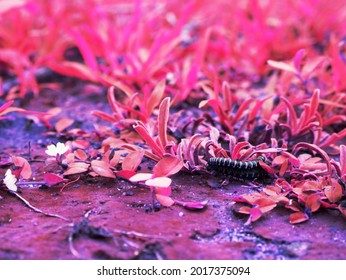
<box><xmin>207</xmin><ymin>156</ymin><xmax>268</xmax><ymax>180</ymax></box>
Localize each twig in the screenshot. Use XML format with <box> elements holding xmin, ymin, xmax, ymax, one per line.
<box><xmin>50</xmin><ymin>223</ymin><xmax>82</xmax><ymax>258</ymax></box>
<box><xmin>10</xmin><ymin>190</ymin><xmax>70</xmax><ymax>222</ymax></box>
<box><xmin>64</xmin><ymin>209</ymin><xmax>169</xmax><ymax>259</ymax></box>
<box><xmin>113</xmin><ymin>229</ymin><xmax>168</xmax><ymax>242</ymax></box>
<box><xmin>67</xmin><ymin>209</ymin><xmax>104</xmax><ymax>259</ymax></box>
<box><xmin>68</xmin><ymin>231</ymin><xmax>83</xmax><ymax>259</ymax></box>
<box><xmin>60</xmin><ymin>175</ymin><xmax>80</xmax><ymax>192</ymax></box>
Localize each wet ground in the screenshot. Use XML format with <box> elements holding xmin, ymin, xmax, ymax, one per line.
<box><xmin>1</xmin><ymin>83</ymin><xmax>346</xmax><ymax>260</ymax></box>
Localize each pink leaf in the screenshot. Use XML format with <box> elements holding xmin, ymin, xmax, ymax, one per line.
<box><xmin>262</xmin><ymin>185</ymin><xmax>280</xmax><ymax>196</ymax></box>
<box><xmin>267</xmin><ymin>60</ymin><xmax>297</xmax><ymax>74</ymax></box>
<box><xmin>116</xmin><ymin>170</ymin><xmax>137</xmax><ymax>180</ymax></box>
<box><xmin>91</xmin><ymin>160</ymin><xmax>115</xmax><ymax>178</ymax></box>
<box><xmin>324</xmin><ymin>181</ymin><xmax>343</xmax><ymax>203</ymax></box>
<box><xmin>231</xmin><ymin>142</ymin><xmax>250</xmax><ymax>160</ymax></box>
<box><xmin>92</xmin><ymin>110</ymin><xmax>117</xmax><ymax>123</ymax></box>
<box><xmin>281</xmin><ymin>151</ymin><xmax>300</xmax><ymax>166</ymax></box>
<box><xmin>255</xmin><ymin>197</ymin><xmax>277</xmax><ymax>213</ymax></box>
<box><xmin>129</xmin><ymin>173</ymin><xmax>153</xmax><ymax>182</ymax></box>
<box><xmin>122</xmin><ymin>150</ymin><xmax>144</xmax><ymax>172</ymax></box>
<box><xmin>340</xmin><ymin>145</ymin><xmax>346</xmax><ymax>176</ymax></box>
<box><xmin>320</xmin><ymin>201</ymin><xmax>337</xmax><ymax>209</ymax></box>
<box><xmin>133</xmin><ymin>122</ymin><xmax>164</xmax><ymax>158</ymax></box>
<box><xmin>272</xmin><ymin>155</ymin><xmax>286</xmax><ymax>165</ymax></box>
<box><xmin>153</xmin><ymin>157</ymin><xmax>183</xmax><ymax>177</ymax></box>
<box><xmin>63</xmin><ymin>162</ymin><xmax>89</xmax><ymax>176</ymax></box>
<box><xmin>70</xmin><ymin>29</ymin><xmax>98</xmax><ymax>72</ymax></box>
<box><xmin>0</xmin><ymin>100</ymin><xmax>14</xmax><ymax>115</ymax></box>
<box><xmin>199</xmin><ymin>99</ymin><xmax>218</xmax><ymax>110</ymax></box>
<box><xmin>293</xmin><ymin>49</ymin><xmax>306</xmax><ymax>72</ymax></box>
<box><xmin>146</xmin><ymin>79</ymin><xmax>166</xmax><ymax>117</ymax></box>
<box><xmin>237</xmin><ymin>206</ymin><xmax>251</xmax><ymax>214</ymax></box>
<box><xmin>156</xmin><ymin>194</ymin><xmax>175</xmax><ymax>207</ymax></box>
<box><xmin>255</xmin><ymin>147</ymin><xmax>286</xmax><ymax>153</ymax></box>
<box><xmin>55</xmin><ymin>117</ymin><xmax>74</xmax><ymax>133</ymax></box>
<box><xmin>12</xmin><ymin>156</ymin><xmax>32</xmax><ymax>179</ymax></box>
<box><xmin>145</xmin><ymin>177</ymin><xmax>172</xmax><ymax>188</ymax></box>
<box><xmin>74</xmin><ymin>149</ymin><xmax>88</xmax><ymax>161</ymax></box>
<box><xmin>43</xmin><ymin>173</ymin><xmax>66</xmax><ymax>186</ymax></box>
<box><xmin>232</xmin><ymin>194</ymin><xmax>261</xmax><ymax>205</ymax></box>
<box><xmin>320</xmin><ymin>128</ymin><xmax>346</xmax><ymax>148</ymax></box>
<box><xmin>300</xmin><ymin>181</ymin><xmax>322</xmax><ymax>192</ymax></box>
<box><xmin>305</xmin><ymin>193</ymin><xmax>321</xmax><ymax>212</ymax></box>
<box><xmin>281</xmin><ymin>96</ymin><xmax>298</xmax><ymax>133</ymax></box>
<box><xmin>279</xmin><ymin>158</ymin><xmax>289</xmax><ymax>176</ymax></box>
<box><xmin>157</xmin><ymin>97</ymin><xmax>170</xmax><ymax>148</ymax></box>
<box><xmin>293</xmin><ymin>142</ymin><xmax>332</xmax><ymax>175</ymax></box>
<box><xmin>155</xmin><ymin>186</ymin><xmax>172</xmax><ymax>196</ymax></box>
<box><xmin>233</xmin><ymin>98</ymin><xmax>254</xmax><ymax>124</ymax></box>
<box><xmin>309</xmin><ymin>89</ymin><xmax>320</xmax><ymax>120</ymax></box>
<box><xmin>175</xmin><ymin>199</ymin><xmax>208</xmax><ymax>210</ymax></box>
<box><xmin>245</xmin><ymin>208</ymin><xmax>263</xmax><ymax>225</ymax></box>
<box><xmin>289</xmin><ymin>211</ymin><xmax>309</xmax><ymax>224</ymax></box>
<box><xmin>1</xmin><ymin>105</ymin><xmax>48</xmax><ymax>125</ymax></box>
<box><xmin>72</xmin><ymin>139</ymin><xmax>90</xmax><ymax>150</ymax></box>
<box><xmin>49</xmin><ymin>61</ymin><xmax>98</xmax><ymax>82</ymax></box>
<box><xmin>0</xmin><ymin>0</ymin><xmax>27</xmax><ymax>13</ymax></box>
<box><xmin>302</xmin><ymin>57</ymin><xmax>327</xmax><ymax>79</ymax></box>
<box><xmin>259</xmin><ymin>160</ymin><xmax>277</xmax><ymax>175</ymax></box>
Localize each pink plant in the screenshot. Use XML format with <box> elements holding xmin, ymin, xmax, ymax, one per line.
<box><xmin>1</xmin><ymin>0</ymin><xmax>346</xmax><ymax>227</ymax></box>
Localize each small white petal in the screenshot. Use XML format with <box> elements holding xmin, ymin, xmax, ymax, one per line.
<box><xmin>45</xmin><ymin>142</ymin><xmax>68</xmax><ymax>157</ymax></box>
<box><xmin>3</xmin><ymin>169</ymin><xmax>18</xmax><ymax>192</ymax></box>
<box><xmin>56</xmin><ymin>142</ymin><xmax>69</xmax><ymax>155</ymax></box>
<box><xmin>45</xmin><ymin>144</ymin><xmax>58</xmax><ymax>156</ymax></box>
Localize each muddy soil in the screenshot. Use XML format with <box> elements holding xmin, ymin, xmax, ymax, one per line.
<box><xmin>1</xmin><ymin>83</ymin><xmax>346</xmax><ymax>260</ymax></box>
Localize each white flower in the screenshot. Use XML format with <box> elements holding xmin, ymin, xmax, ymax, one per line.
<box><xmin>45</xmin><ymin>142</ymin><xmax>69</xmax><ymax>157</ymax></box>
<box><xmin>3</xmin><ymin>169</ymin><xmax>17</xmax><ymax>192</ymax></box>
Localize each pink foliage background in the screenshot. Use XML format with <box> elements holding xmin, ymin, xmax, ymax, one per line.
<box><xmin>1</xmin><ymin>0</ymin><xmax>346</xmax><ymax>97</ymax></box>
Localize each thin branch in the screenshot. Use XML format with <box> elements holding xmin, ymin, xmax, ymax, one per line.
<box><xmin>10</xmin><ymin>191</ymin><xmax>70</xmax><ymax>222</ymax></box>
<box><xmin>68</xmin><ymin>231</ymin><xmax>83</xmax><ymax>259</ymax></box>
<box><xmin>60</xmin><ymin>175</ymin><xmax>81</xmax><ymax>192</ymax></box>
<box><xmin>113</xmin><ymin>229</ymin><xmax>168</xmax><ymax>242</ymax></box>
